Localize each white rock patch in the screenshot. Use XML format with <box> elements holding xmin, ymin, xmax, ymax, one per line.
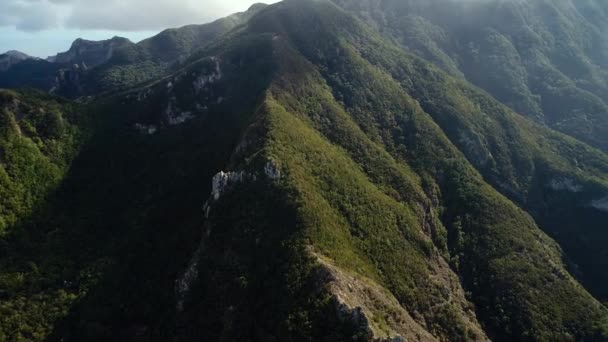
<box><xmin>164</xmin><ymin>100</ymin><xmax>194</xmax><ymax>126</ymax></box>
<box><xmin>591</xmin><ymin>196</ymin><xmax>608</xmax><ymax>213</ymax></box>
<box><xmin>211</xmin><ymin>170</ymin><xmax>248</xmax><ymax>201</ymax></box>
<box><xmin>264</xmin><ymin>161</ymin><xmax>282</xmax><ymax>180</ymax></box>
<box><xmin>168</xmin><ymin>111</ymin><xmax>194</xmax><ymax>125</ymax></box>
<box><xmin>134</xmin><ymin>123</ymin><xmax>158</xmax><ymax>135</ymax></box>
<box><xmin>548</xmin><ymin>178</ymin><xmax>583</xmax><ymax>193</ymax></box>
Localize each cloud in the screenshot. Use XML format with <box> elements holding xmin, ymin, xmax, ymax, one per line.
<box><xmin>0</xmin><ymin>0</ymin><xmax>61</xmax><ymax>31</ymax></box>
<box><xmin>0</xmin><ymin>0</ymin><xmax>272</xmax><ymax>32</ymax></box>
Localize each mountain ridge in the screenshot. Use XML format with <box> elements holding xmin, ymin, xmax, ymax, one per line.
<box><xmin>48</xmin><ymin>36</ymin><xmax>134</xmax><ymax>67</ymax></box>
<box><xmin>0</xmin><ymin>3</ymin><xmax>269</xmax><ymax>97</ymax></box>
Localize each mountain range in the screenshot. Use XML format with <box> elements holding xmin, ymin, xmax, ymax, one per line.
<box><xmin>1</xmin><ymin>0</ymin><xmax>607</xmax><ymax>341</ymax></box>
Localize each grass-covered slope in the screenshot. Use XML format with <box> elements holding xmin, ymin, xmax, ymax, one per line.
<box><xmin>1</xmin><ymin>1</ymin><xmax>608</xmax><ymax>341</ymax></box>
<box><xmin>253</xmin><ymin>0</ymin><xmax>608</xmax><ymax>304</ymax></box>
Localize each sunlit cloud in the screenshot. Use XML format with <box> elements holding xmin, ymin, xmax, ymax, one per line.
<box><xmin>0</xmin><ymin>0</ymin><xmax>276</xmax><ymax>32</ymax></box>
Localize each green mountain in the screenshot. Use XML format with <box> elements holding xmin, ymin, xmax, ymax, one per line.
<box><xmin>1</xmin><ymin>0</ymin><xmax>608</xmax><ymax>341</ymax></box>
<box><xmin>333</xmin><ymin>0</ymin><xmax>608</xmax><ymax>152</ymax></box>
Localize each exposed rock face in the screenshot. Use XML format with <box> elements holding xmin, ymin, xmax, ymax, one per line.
<box><xmin>548</xmin><ymin>178</ymin><xmax>583</xmax><ymax>193</ymax></box>
<box><xmin>264</xmin><ymin>160</ymin><xmax>282</xmax><ymax>180</ymax></box>
<box><xmin>134</xmin><ymin>123</ymin><xmax>158</xmax><ymax>135</ymax></box>
<box><xmin>458</xmin><ymin>130</ymin><xmax>492</xmax><ymax>167</ymax></box>
<box><xmin>316</xmin><ymin>251</ymin><xmax>490</xmax><ymax>341</ymax></box>
<box><xmin>591</xmin><ymin>196</ymin><xmax>608</xmax><ymax>213</ymax></box>
<box><xmin>211</xmin><ymin>170</ymin><xmax>249</xmax><ymax>201</ymax></box>
<box><xmin>50</xmin><ymin>36</ymin><xmax>133</xmax><ymax>68</ymax></box>
<box><xmin>210</xmin><ymin>161</ymin><xmax>282</xmax><ymax>201</ymax></box>
<box><xmin>333</xmin><ymin>299</ymin><xmax>373</xmax><ymax>340</ymax></box>
<box><xmin>193</xmin><ymin>57</ymin><xmax>222</xmax><ymax>94</ymax></box>
<box><xmin>164</xmin><ymin>100</ymin><xmax>195</xmax><ymax>126</ymax></box>
<box><xmin>0</xmin><ymin>50</ymin><xmax>32</xmax><ymax>72</ymax></box>
<box><xmin>175</xmin><ymin>240</ymin><xmax>204</xmax><ymax>312</ymax></box>
<box><xmin>159</xmin><ymin>57</ymin><xmax>222</xmax><ymax>126</ymax></box>
<box><xmin>50</xmin><ymin>63</ymin><xmax>87</xmax><ymax>96</ymax></box>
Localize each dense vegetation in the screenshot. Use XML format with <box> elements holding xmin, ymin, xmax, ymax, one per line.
<box><xmin>1</xmin><ymin>0</ymin><xmax>607</xmax><ymax>341</ymax></box>
<box><xmin>333</xmin><ymin>0</ymin><xmax>608</xmax><ymax>152</ymax></box>
<box><xmin>0</xmin><ymin>89</ymin><xmax>83</xmax><ymax>233</ymax></box>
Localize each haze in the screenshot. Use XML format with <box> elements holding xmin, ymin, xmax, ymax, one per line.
<box><xmin>0</xmin><ymin>0</ymin><xmax>278</xmax><ymax>57</ymax></box>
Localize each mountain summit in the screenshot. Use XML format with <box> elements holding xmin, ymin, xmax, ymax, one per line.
<box><xmin>0</xmin><ymin>50</ymin><xmax>32</xmax><ymax>72</ymax></box>
<box><xmin>48</xmin><ymin>36</ymin><xmax>134</xmax><ymax>68</ymax></box>
<box><xmin>1</xmin><ymin>0</ymin><xmax>607</xmax><ymax>341</ymax></box>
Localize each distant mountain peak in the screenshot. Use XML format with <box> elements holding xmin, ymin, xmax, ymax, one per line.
<box><xmin>2</xmin><ymin>50</ymin><xmax>31</xmax><ymax>58</ymax></box>
<box><xmin>49</xmin><ymin>36</ymin><xmax>134</xmax><ymax>68</ymax></box>
<box><xmin>68</xmin><ymin>36</ymin><xmax>131</xmax><ymax>48</ymax></box>
<box><xmin>248</xmin><ymin>2</ymin><xmax>268</xmax><ymax>11</ymax></box>
<box><xmin>0</xmin><ymin>50</ymin><xmax>33</xmax><ymax>72</ymax></box>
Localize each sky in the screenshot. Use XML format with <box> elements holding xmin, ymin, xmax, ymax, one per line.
<box><xmin>0</xmin><ymin>0</ymin><xmax>278</xmax><ymax>58</ymax></box>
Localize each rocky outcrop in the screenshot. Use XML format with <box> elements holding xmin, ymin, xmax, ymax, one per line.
<box><xmin>314</xmin><ymin>250</ymin><xmax>489</xmax><ymax>341</ymax></box>
<box><xmin>264</xmin><ymin>161</ymin><xmax>282</xmax><ymax>180</ymax></box>
<box><xmin>150</xmin><ymin>57</ymin><xmax>223</xmax><ymax>127</ymax></box>
<box><xmin>164</xmin><ymin>99</ymin><xmax>194</xmax><ymax>126</ymax></box>
<box><xmin>134</xmin><ymin>123</ymin><xmax>158</xmax><ymax>135</ymax></box>
<box><xmin>175</xmin><ymin>238</ymin><xmax>205</xmax><ymax>312</ymax></box>
<box><xmin>548</xmin><ymin>177</ymin><xmax>583</xmax><ymax>193</ymax></box>
<box><xmin>314</xmin><ymin>254</ymin><xmax>438</xmax><ymax>342</ymax></box>
<box><xmin>175</xmin><ymin>169</ymin><xmax>250</xmax><ymax>312</ymax></box>
<box><xmin>193</xmin><ymin>57</ymin><xmax>222</xmax><ymax>94</ymax></box>
<box><xmin>211</xmin><ymin>170</ymin><xmax>249</xmax><ymax>201</ymax></box>
<box><xmin>207</xmin><ymin>161</ymin><xmax>281</xmax><ymax>202</ymax></box>
<box><xmin>176</xmin><ymin>160</ymin><xmax>283</xmax><ymax>311</ymax></box>
<box><xmin>50</xmin><ymin>63</ymin><xmax>87</xmax><ymax>96</ymax></box>
<box><xmin>590</xmin><ymin>196</ymin><xmax>608</xmax><ymax>213</ymax></box>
